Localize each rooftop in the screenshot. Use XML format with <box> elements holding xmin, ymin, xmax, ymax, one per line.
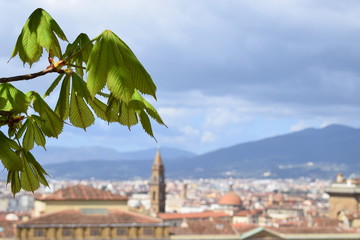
<box><xmin>158</xmin><ymin>211</ymin><xmax>230</xmax><ymax>220</ymax></box>
<box><xmin>18</xmin><ymin>209</ymin><xmax>162</xmax><ymax>227</ymax></box>
<box><xmin>35</xmin><ymin>184</ymin><xmax>128</xmax><ymax>201</ymax></box>
<box><xmin>218</xmin><ymin>192</ymin><xmax>242</xmax><ymax>206</ymax></box>
<box><xmin>170</xmin><ymin>218</ymin><xmax>237</xmax><ymax>235</ymax></box>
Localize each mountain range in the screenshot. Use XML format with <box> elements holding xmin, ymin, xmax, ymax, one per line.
<box><xmin>40</xmin><ymin>124</ymin><xmax>360</xmax><ymax>180</ymax></box>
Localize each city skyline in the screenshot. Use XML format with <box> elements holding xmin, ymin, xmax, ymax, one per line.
<box><xmin>1</xmin><ymin>1</ymin><xmax>360</xmax><ymax>154</ymax></box>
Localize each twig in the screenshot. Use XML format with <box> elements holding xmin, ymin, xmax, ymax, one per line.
<box><xmin>0</xmin><ymin>66</ymin><xmax>64</xmax><ymax>84</ymax></box>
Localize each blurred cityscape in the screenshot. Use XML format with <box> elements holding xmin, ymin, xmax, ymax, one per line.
<box><xmin>1</xmin><ymin>151</ymin><xmax>360</xmax><ymax>239</ymax></box>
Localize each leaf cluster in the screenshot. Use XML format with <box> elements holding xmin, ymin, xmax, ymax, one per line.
<box><xmin>0</xmin><ymin>8</ymin><xmax>165</xmax><ymax>194</ymax></box>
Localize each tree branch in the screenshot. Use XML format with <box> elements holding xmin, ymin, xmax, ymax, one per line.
<box><xmin>0</xmin><ymin>66</ymin><xmax>64</xmax><ymax>84</ymax></box>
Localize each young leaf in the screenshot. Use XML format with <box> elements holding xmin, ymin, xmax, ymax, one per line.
<box><xmin>118</xmin><ymin>102</ymin><xmax>138</xmax><ymax>128</ymax></box>
<box><xmin>107</xmin><ymin>66</ymin><xmax>134</xmax><ymax>102</ymax></box>
<box><xmin>33</xmin><ymin>121</ymin><xmax>46</xmax><ymax>148</ymax></box>
<box><xmin>20</xmin><ymin>156</ymin><xmax>40</xmax><ymax>192</ymax></box>
<box><xmin>0</xmin><ymin>83</ymin><xmax>30</xmax><ymax>113</ymax></box>
<box><xmin>31</xmin><ymin>92</ymin><xmax>63</xmax><ymax>137</ymax></box>
<box><xmin>44</xmin><ymin>74</ymin><xmax>65</xmax><ymax>97</ymax></box>
<box><xmin>0</xmin><ymin>131</ymin><xmax>23</xmax><ymax>171</ymax></box>
<box><xmin>22</xmin><ymin>120</ymin><xmax>35</xmax><ymax>151</ymax></box>
<box><xmin>25</xmin><ymin>151</ymin><xmax>49</xmax><ymax>186</ymax></box>
<box><xmin>87</xmin><ymin>30</ymin><xmax>156</xmax><ymax>100</ymax></box>
<box><xmin>64</xmin><ymin>33</ymin><xmax>93</xmax><ymax>60</ymax></box>
<box><xmin>129</xmin><ymin>90</ymin><xmax>165</xmax><ymax>125</ymax></box>
<box><xmin>69</xmin><ymin>87</ymin><xmax>95</xmax><ymax>129</ymax></box>
<box><xmin>88</xmin><ymin>97</ymin><xmax>117</xmax><ymax>122</ymax></box>
<box><xmin>10</xmin><ymin>8</ymin><xmax>68</xmax><ymax>66</ymax></box>
<box><xmin>0</xmin><ymin>97</ymin><xmax>7</xmax><ymax>109</ymax></box>
<box><xmin>86</xmin><ymin>34</ymin><xmax>109</xmax><ymax>97</ymax></box>
<box><xmin>108</xmin><ymin>31</ymin><xmax>157</xmax><ymax>98</ymax></box>
<box><xmin>54</xmin><ymin>75</ymin><xmax>70</xmax><ymax>120</ymax></box>
<box><xmin>7</xmin><ymin>170</ymin><xmax>22</xmax><ymax>195</ymax></box>
<box><xmin>72</xmin><ymin>73</ymin><xmax>90</xmax><ymax>99</ymax></box>
<box><xmin>139</xmin><ymin>110</ymin><xmax>155</xmax><ymax>139</ymax></box>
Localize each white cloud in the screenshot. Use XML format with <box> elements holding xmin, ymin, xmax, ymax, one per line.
<box><xmin>180</xmin><ymin>126</ymin><xmax>200</xmax><ymax>136</ymax></box>
<box><xmin>201</xmin><ymin>131</ymin><xmax>216</xmax><ymax>143</ymax></box>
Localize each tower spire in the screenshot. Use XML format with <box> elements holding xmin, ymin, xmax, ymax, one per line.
<box><xmin>150</xmin><ymin>150</ymin><xmax>166</xmax><ymax>214</ymax></box>
<box><xmin>153</xmin><ymin>149</ymin><xmax>163</xmax><ymax>166</ymax></box>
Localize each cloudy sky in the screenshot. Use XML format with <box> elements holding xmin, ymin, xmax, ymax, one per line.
<box><xmin>1</xmin><ymin>0</ymin><xmax>360</xmax><ymax>154</ymax></box>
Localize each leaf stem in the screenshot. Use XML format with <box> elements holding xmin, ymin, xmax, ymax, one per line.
<box><xmin>0</xmin><ymin>66</ymin><xmax>65</xmax><ymax>84</ymax></box>
<box><xmin>66</xmin><ymin>63</ymin><xmax>86</xmax><ymax>70</ymax></box>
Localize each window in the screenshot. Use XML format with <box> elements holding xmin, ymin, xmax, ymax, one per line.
<box><xmin>152</xmin><ymin>191</ymin><xmax>156</xmax><ymax>200</ymax></box>
<box><xmin>34</xmin><ymin>229</ymin><xmax>45</xmax><ymax>237</ymax></box>
<box><xmin>62</xmin><ymin>228</ymin><xmax>73</xmax><ymax>237</ymax></box>
<box><xmin>117</xmin><ymin>228</ymin><xmax>127</xmax><ymax>236</ymax></box>
<box><xmin>143</xmin><ymin>228</ymin><xmax>153</xmax><ymax>236</ymax></box>
<box><xmin>90</xmin><ymin>228</ymin><xmax>101</xmax><ymax>236</ymax></box>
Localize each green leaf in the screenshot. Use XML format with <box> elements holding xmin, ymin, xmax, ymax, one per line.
<box><xmin>22</xmin><ymin>120</ymin><xmax>35</xmax><ymax>151</ymax></box>
<box><xmin>87</xmin><ymin>30</ymin><xmax>156</xmax><ymax>100</ymax></box>
<box><xmin>109</xmin><ymin>32</ymin><xmax>157</xmax><ymax>98</ymax></box>
<box><xmin>129</xmin><ymin>90</ymin><xmax>165</xmax><ymax>126</ymax></box>
<box><xmin>7</xmin><ymin>170</ymin><xmax>21</xmax><ymax>195</ymax></box>
<box><xmin>69</xmin><ymin>87</ymin><xmax>95</xmax><ymax>129</ymax></box>
<box><xmin>21</xmin><ymin>117</ymin><xmax>46</xmax><ymax>150</ymax></box>
<box><xmin>139</xmin><ymin>110</ymin><xmax>155</xmax><ymax>139</ymax></box>
<box><xmin>0</xmin><ymin>97</ymin><xmax>7</xmax><ymax>109</ymax></box>
<box><xmin>0</xmin><ymin>131</ymin><xmax>23</xmax><ymax>171</ymax></box>
<box><xmin>16</xmin><ymin>122</ymin><xmax>27</xmax><ymax>139</ymax></box>
<box><xmin>64</xmin><ymin>33</ymin><xmax>93</xmax><ymax>76</ymax></box>
<box><xmin>0</xmin><ymin>83</ymin><xmax>29</xmax><ymax>113</ymax></box>
<box><xmin>54</xmin><ymin>75</ymin><xmax>70</xmax><ymax>120</ymax></box>
<box><xmin>10</xmin><ymin>8</ymin><xmax>68</xmax><ymax>66</ymax></box>
<box><xmin>88</xmin><ymin>97</ymin><xmax>115</xmax><ymax>122</ymax></box>
<box><xmin>86</xmin><ymin>34</ymin><xmax>109</xmax><ymax>96</ymax></box>
<box><xmin>31</xmin><ymin>119</ymin><xmax>46</xmax><ymax>148</ymax></box>
<box><xmin>25</xmin><ymin>151</ymin><xmax>49</xmax><ymax>186</ymax></box>
<box><xmin>44</xmin><ymin>74</ymin><xmax>64</xmax><ymax>97</ymax></box>
<box><xmin>118</xmin><ymin>102</ymin><xmax>138</xmax><ymax>128</ymax></box>
<box><xmin>31</xmin><ymin>92</ymin><xmax>63</xmax><ymax>137</ymax></box>
<box><xmin>107</xmin><ymin>66</ymin><xmax>134</xmax><ymax>102</ymax></box>
<box><xmin>20</xmin><ymin>155</ymin><xmax>40</xmax><ymax>192</ymax></box>
<box><xmin>72</xmin><ymin>73</ymin><xmax>90</xmax><ymax>99</ymax></box>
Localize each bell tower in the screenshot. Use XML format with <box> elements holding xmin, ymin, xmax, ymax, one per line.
<box><xmin>150</xmin><ymin>150</ymin><xmax>166</xmax><ymax>214</ymax></box>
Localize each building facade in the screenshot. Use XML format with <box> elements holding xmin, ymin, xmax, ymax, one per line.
<box><xmin>325</xmin><ymin>173</ymin><xmax>360</xmax><ymax>219</ymax></box>
<box><xmin>17</xmin><ymin>209</ymin><xmax>169</xmax><ymax>240</ymax></box>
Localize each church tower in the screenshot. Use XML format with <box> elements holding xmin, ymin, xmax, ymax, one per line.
<box><xmin>150</xmin><ymin>150</ymin><xmax>166</xmax><ymax>214</ymax></box>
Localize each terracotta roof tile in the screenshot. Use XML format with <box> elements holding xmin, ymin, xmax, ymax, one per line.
<box><xmin>232</xmin><ymin>223</ymin><xmax>258</xmax><ymax>233</ymax></box>
<box><xmin>234</xmin><ymin>210</ymin><xmax>261</xmax><ymax>217</ymax></box>
<box><xmin>268</xmin><ymin>226</ymin><xmax>359</xmax><ymax>234</ymax></box>
<box><xmin>170</xmin><ymin>218</ymin><xmax>237</xmax><ymax>235</ymax></box>
<box><xmin>158</xmin><ymin>211</ymin><xmax>230</xmax><ymax>220</ymax></box>
<box><xmin>218</xmin><ymin>192</ymin><xmax>242</xmax><ymax>206</ymax></box>
<box><xmin>35</xmin><ymin>185</ymin><xmax>127</xmax><ymax>201</ymax></box>
<box><xmin>18</xmin><ymin>209</ymin><xmax>161</xmax><ymax>226</ymax></box>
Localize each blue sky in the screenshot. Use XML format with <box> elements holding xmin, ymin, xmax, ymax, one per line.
<box><xmin>1</xmin><ymin>0</ymin><xmax>360</xmax><ymax>154</ymax></box>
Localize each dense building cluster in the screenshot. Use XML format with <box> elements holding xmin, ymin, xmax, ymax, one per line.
<box><xmin>0</xmin><ymin>152</ymin><xmax>360</xmax><ymax>239</ymax></box>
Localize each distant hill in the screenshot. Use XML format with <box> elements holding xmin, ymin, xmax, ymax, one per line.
<box><xmin>33</xmin><ymin>146</ymin><xmax>196</xmax><ymax>165</ymax></box>
<box><xmin>170</xmin><ymin>124</ymin><xmax>360</xmax><ymax>179</ymax></box>
<box><xmin>43</xmin><ymin>124</ymin><xmax>360</xmax><ymax>180</ymax></box>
